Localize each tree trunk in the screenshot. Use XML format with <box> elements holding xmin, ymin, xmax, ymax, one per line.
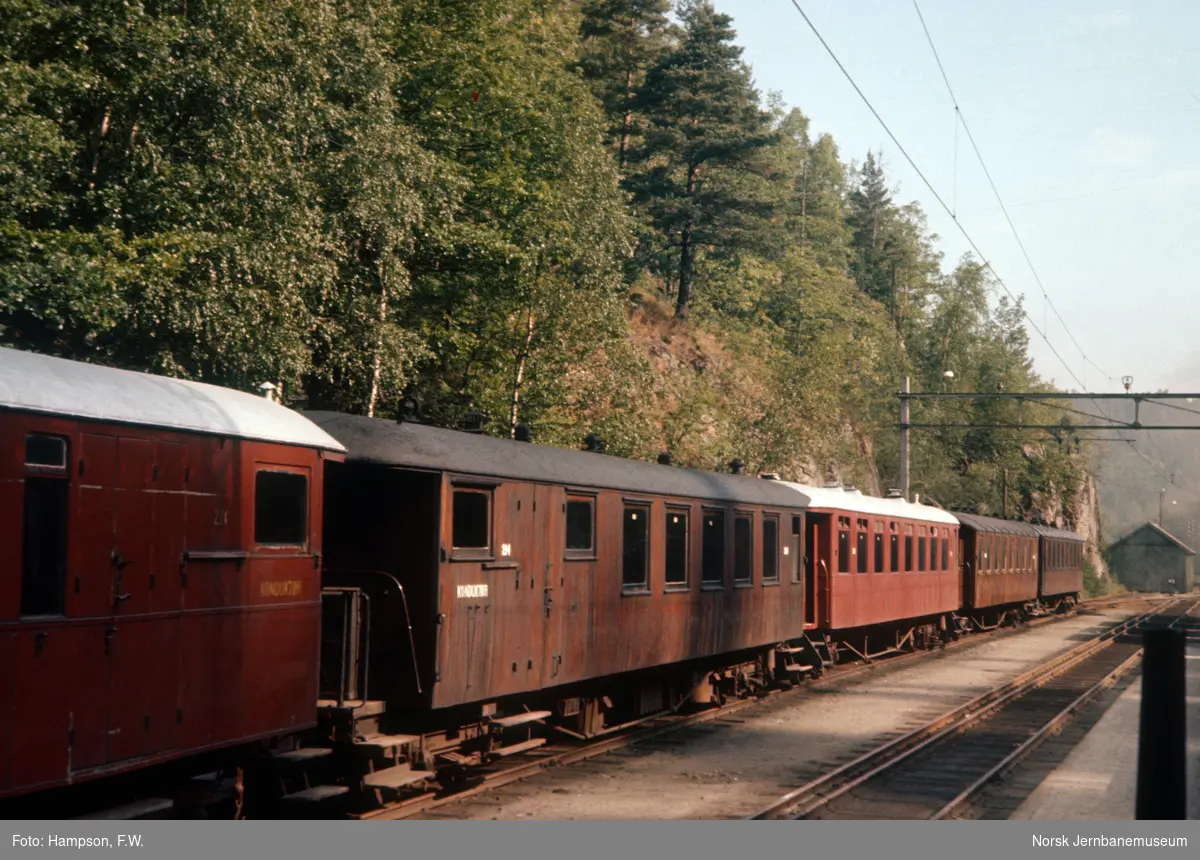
<box><xmin>676</xmin><ymin>163</ymin><xmax>698</xmax><ymax>320</ymax></box>
<box><xmin>88</xmin><ymin>105</ymin><xmax>112</xmax><ymax>191</ymax></box>
<box><xmin>619</xmin><ymin>68</ymin><xmax>634</xmax><ymax>168</ymax></box>
<box><xmin>509</xmin><ymin>304</ymin><xmax>537</xmax><ymax>436</ymax></box>
<box><xmin>367</xmin><ymin>271</ymin><xmax>389</xmax><ymax>418</ymax></box>
<box><xmin>675</xmin><ymin>226</ymin><xmax>693</xmax><ymax>320</ymax></box>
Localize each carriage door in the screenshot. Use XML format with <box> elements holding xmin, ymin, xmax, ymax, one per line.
<box><xmin>538</xmin><ymin>484</ymin><xmax>565</xmax><ymax>687</ymax></box>
<box><xmin>107</xmin><ymin>436</ymin><xmax>183</xmax><ymax>764</ymax></box>
<box><xmin>808</xmin><ymin>513</ymin><xmax>832</xmax><ymax>627</ymax></box>
<box><xmin>798</xmin><ymin>514</ymin><xmax>814</xmax><ymax>626</ymax></box>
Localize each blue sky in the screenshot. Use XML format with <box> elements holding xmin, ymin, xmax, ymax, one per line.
<box><xmin>711</xmin><ymin>1</ymin><xmax>1200</xmax><ymax>393</ymax></box>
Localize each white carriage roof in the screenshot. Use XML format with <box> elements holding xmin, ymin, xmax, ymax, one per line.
<box><xmin>778</xmin><ymin>482</ymin><xmax>961</xmax><ymax>525</ymax></box>
<box><xmin>0</xmin><ymin>347</ymin><xmax>345</xmax><ymax>452</ymax></box>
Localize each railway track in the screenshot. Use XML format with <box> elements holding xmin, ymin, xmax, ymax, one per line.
<box><xmin>747</xmin><ymin>596</ymin><xmax>1197</xmax><ymax>821</ymax></box>
<box><xmin>354</xmin><ymin>594</ymin><xmax>1151</xmax><ymax>821</ymax></box>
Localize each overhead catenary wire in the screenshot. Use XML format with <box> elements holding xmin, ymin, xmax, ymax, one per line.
<box><xmin>908</xmin><ymin>0</ymin><xmax>1116</xmax><ymax>389</ymax></box>
<box><xmin>780</xmin><ymin>0</ymin><xmax>1101</xmax><ymax>397</ymax></box>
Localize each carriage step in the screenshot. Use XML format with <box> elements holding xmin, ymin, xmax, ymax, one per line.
<box><xmin>782</xmin><ymin>662</ymin><xmax>815</xmax><ymax>673</ymax></box>
<box><xmin>490</xmin><ymin>710</ymin><xmax>552</xmax><ymax>728</ymax></box>
<box><xmin>357</xmin><ymin>733</ymin><xmax>420</xmax><ymax>751</ymax></box>
<box><xmin>490</xmin><ymin>738</ymin><xmax>547</xmax><ymax>758</ymax></box>
<box><xmin>272</xmin><ymin>747</ymin><xmax>333</xmax><ymax>765</ymax></box>
<box><xmin>76</xmin><ymin>798</ymin><xmax>174</xmax><ymax>820</ymax></box>
<box><xmin>776</xmin><ymin>646</ymin><xmax>807</xmax><ymax>654</ymax></box>
<box><xmin>280</xmin><ymin>785</ymin><xmax>349</xmax><ymax>805</ymax></box>
<box><xmin>363</xmin><ymin>765</ymin><xmax>431</xmax><ymax>791</ymax></box>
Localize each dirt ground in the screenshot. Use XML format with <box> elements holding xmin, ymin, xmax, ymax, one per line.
<box><xmin>423</xmin><ymin>607</ymin><xmax>1144</xmax><ymax>820</ymax></box>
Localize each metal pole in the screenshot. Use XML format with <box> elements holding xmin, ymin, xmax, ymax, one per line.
<box><xmin>1136</xmin><ymin>628</ymin><xmax>1186</xmax><ymax>819</ymax></box>
<box><xmin>1159</xmin><ymin>489</ymin><xmax>1165</xmax><ymax>528</ymax></box>
<box><xmin>900</xmin><ymin>376</ymin><xmax>910</xmax><ymax>501</ymax></box>
<box><xmin>1002</xmin><ymin>470</ymin><xmax>1009</xmax><ymax>518</ymax></box>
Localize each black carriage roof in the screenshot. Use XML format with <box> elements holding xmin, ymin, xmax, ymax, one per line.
<box><xmin>306</xmin><ymin>411</ymin><xmax>806</xmax><ymax>508</ymax></box>
<box><xmin>952</xmin><ymin>512</ymin><xmax>1042</xmax><ymax>537</ymax></box>
<box><xmin>1032</xmin><ymin>524</ymin><xmax>1085</xmax><ymax>542</ymax></box>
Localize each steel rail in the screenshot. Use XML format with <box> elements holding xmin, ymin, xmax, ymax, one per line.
<box><xmin>357</xmin><ymin>595</ymin><xmax>1148</xmax><ymax>821</ymax></box>
<box><xmin>745</xmin><ymin>600</ymin><xmax>1180</xmax><ymax>821</ymax></box>
<box><xmin>929</xmin><ymin>600</ymin><xmax>1198</xmax><ymax>820</ymax></box>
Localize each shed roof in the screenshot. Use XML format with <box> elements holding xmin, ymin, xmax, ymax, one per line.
<box><xmin>1109</xmin><ymin>522</ymin><xmax>1196</xmax><ymax>555</ymax></box>
<box><xmin>0</xmin><ymin>346</ymin><xmax>345</xmax><ymax>452</ymax></box>
<box><xmin>306</xmin><ymin>412</ymin><xmax>807</xmax><ymax>507</ymax></box>
<box><xmin>776</xmin><ymin>482</ymin><xmax>961</xmax><ymax>525</ymax></box>
<box><xmin>952</xmin><ymin>512</ymin><xmax>1042</xmax><ymax>537</ymax></box>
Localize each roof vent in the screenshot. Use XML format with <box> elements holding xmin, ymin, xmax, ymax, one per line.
<box><xmin>657</xmin><ymin>451</ymin><xmax>673</xmax><ymax>466</ymax></box>
<box><xmin>824</xmin><ymin>481</ymin><xmax>841</xmax><ymax>489</ymax></box>
<box><xmin>397</xmin><ymin>395</ymin><xmax>425</xmax><ymax>424</ymax></box>
<box><xmin>584</xmin><ymin>433</ymin><xmax>604</xmax><ymax>453</ymax></box>
<box><xmin>843</xmin><ymin>484</ymin><xmax>857</xmax><ymax>493</ymax></box>
<box><xmin>759</xmin><ymin>473</ymin><xmax>780</xmax><ymax>481</ymax></box>
<box><xmin>514</xmin><ymin>423</ymin><xmax>533</xmax><ymax>443</ymax></box>
<box><xmin>462</xmin><ymin>411</ymin><xmax>489</xmax><ymax>434</ymax></box>
<box><xmin>886</xmin><ymin>488</ymin><xmax>903</xmax><ymax>499</ymax></box>
<box><xmin>913</xmin><ymin>493</ymin><xmax>921</xmax><ymax>505</ymax></box>
<box><xmin>729</xmin><ymin>458</ymin><xmax>745</xmax><ymax>475</ymax></box>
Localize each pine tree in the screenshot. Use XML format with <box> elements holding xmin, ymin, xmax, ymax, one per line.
<box><xmin>577</xmin><ymin>0</ymin><xmax>673</xmax><ymax>168</ymax></box>
<box><xmin>629</xmin><ymin>0</ymin><xmax>780</xmax><ymax>319</ymax></box>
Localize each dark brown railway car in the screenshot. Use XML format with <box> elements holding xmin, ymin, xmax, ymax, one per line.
<box><xmin>954</xmin><ymin>513</ymin><xmax>1040</xmax><ymax>627</ymax></box>
<box><xmin>782</xmin><ymin>483</ymin><xmax>960</xmax><ymax>652</ymax></box>
<box><xmin>1035</xmin><ymin>524</ymin><xmax>1084</xmax><ymax>606</ymax></box>
<box><xmin>308</xmin><ymin>413</ymin><xmax>808</xmax><ymax>735</ymax></box>
<box><xmin>0</xmin><ymin>347</ymin><xmax>344</xmax><ymax>802</ymax></box>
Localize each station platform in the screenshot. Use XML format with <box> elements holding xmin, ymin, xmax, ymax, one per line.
<box><xmin>1010</xmin><ymin>626</ymin><xmax>1199</xmax><ymax>820</ymax></box>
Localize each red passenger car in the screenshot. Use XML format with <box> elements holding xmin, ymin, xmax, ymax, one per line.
<box><xmin>309</xmin><ymin>412</ymin><xmax>809</xmax><ymax>741</ymax></box>
<box><xmin>0</xmin><ymin>347</ymin><xmax>344</xmax><ymax>801</ymax></box>
<box><xmin>1035</xmin><ymin>524</ymin><xmax>1085</xmax><ymax>607</ymax></box>
<box><xmin>784</xmin><ymin>484</ymin><xmax>960</xmax><ymax>655</ymax></box>
<box><xmin>954</xmin><ymin>513</ymin><xmax>1041</xmax><ymax>628</ymax></box>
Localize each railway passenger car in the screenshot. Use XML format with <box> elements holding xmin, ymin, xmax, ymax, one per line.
<box><xmin>1035</xmin><ymin>524</ymin><xmax>1085</xmax><ymax>608</ymax></box>
<box><xmin>954</xmin><ymin>513</ymin><xmax>1041</xmax><ymax>628</ymax></box>
<box><xmin>307</xmin><ymin>412</ymin><xmax>810</xmax><ymax>747</ymax></box>
<box><xmin>0</xmin><ymin>347</ymin><xmax>345</xmax><ymax>802</ymax></box>
<box><xmin>782</xmin><ymin>484</ymin><xmax>961</xmax><ymax>656</ymax></box>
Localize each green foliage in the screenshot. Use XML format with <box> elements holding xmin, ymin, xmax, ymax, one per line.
<box><xmin>1082</xmin><ymin>559</ymin><xmax>1104</xmax><ymax>597</ymax></box>
<box><xmin>0</xmin><ymin>0</ymin><xmax>1096</xmax><ymax>524</ymax></box>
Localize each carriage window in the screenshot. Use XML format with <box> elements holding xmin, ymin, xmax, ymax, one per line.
<box><xmin>856</xmin><ymin>519</ymin><xmax>868</xmax><ymax>574</ymax></box>
<box><xmin>930</xmin><ymin>528</ymin><xmax>939</xmax><ymax>571</ymax></box>
<box><xmin>734</xmin><ymin>514</ymin><xmax>753</xmax><ymax>584</ymax></box>
<box><xmin>255</xmin><ymin>470</ymin><xmax>308</xmax><ymax>546</ymax></box>
<box><xmin>702</xmin><ymin>511</ymin><xmax>725</xmax><ymax>585</ymax></box>
<box><xmin>26</xmin><ymin>435</ymin><xmax>67</xmax><ymax>468</ymax></box>
<box><xmin>622</xmin><ymin>506</ymin><xmax>650</xmax><ymax>590</ymax></box>
<box><xmin>762</xmin><ymin>516</ymin><xmax>779</xmax><ymax>584</ymax></box>
<box><xmin>837</xmin><ymin>519</ymin><xmax>850</xmax><ymax>573</ymax></box>
<box><xmin>889</xmin><ymin>523</ymin><xmax>899</xmax><ymax>572</ymax></box>
<box><xmin>791</xmin><ymin>515</ymin><xmax>803</xmax><ymax>583</ymax></box>
<box><xmin>22</xmin><ymin>434</ymin><xmax>70</xmax><ymax>617</ymax></box>
<box><xmin>904</xmin><ymin>525</ymin><xmax>913</xmax><ymax>572</ymax></box>
<box><xmin>981</xmin><ymin>536</ymin><xmax>989</xmax><ymax>572</ymax></box>
<box><xmin>565</xmin><ymin>498</ymin><xmax>594</xmax><ymax>553</ymax></box>
<box><xmin>874</xmin><ymin>521</ymin><xmax>884</xmax><ymax>573</ymax></box>
<box><xmin>918</xmin><ymin>527</ymin><xmax>927</xmax><ymax>571</ymax></box>
<box><xmin>449</xmin><ymin>487</ymin><xmax>490</xmax><ymax>551</ymax></box>
<box><xmin>665</xmin><ymin>509</ymin><xmax>689</xmax><ymax>587</ymax></box>
<box><xmin>941</xmin><ymin>537</ymin><xmax>948</xmax><ymax>571</ymax></box>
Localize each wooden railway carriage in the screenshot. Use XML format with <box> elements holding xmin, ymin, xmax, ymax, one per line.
<box><xmin>0</xmin><ymin>347</ymin><xmax>344</xmax><ymax>801</ymax></box>
<box><xmin>308</xmin><ymin>412</ymin><xmax>809</xmax><ymax>738</ymax></box>
<box><xmin>954</xmin><ymin>513</ymin><xmax>1041</xmax><ymax>626</ymax></box>
<box><xmin>1034</xmin><ymin>524</ymin><xmax>1085</xmax><ymax>606</ymax></box>
<box><xmin>781</xmin><ymin>483</ymin><xmax>961</xmax><ymax>652</ymax></box>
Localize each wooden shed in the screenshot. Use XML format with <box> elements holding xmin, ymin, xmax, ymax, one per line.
<box><xmin>1107</xmin><ymin>523</ymin><xmax>1196</xmax><ymax>594</ymax></box>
